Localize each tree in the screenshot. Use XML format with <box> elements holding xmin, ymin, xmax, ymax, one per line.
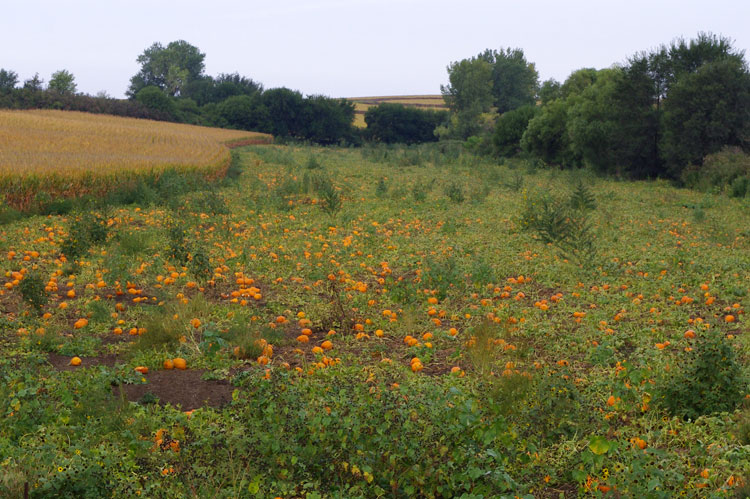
<box><xmin>217</xmin><ymin>94</ymin><xmax>268</xmax><ymax>131</ymax></box>
<box><xmin>661</xmin><ymin>58</ymin><xmax>750</xmax><ymax>176</ymax></box>
<box><xmin>48</xmin><ymin>70</ymin><xmax>77</xmax><ymax>95</ymax></box>
<box><xmin>0</xmin><ymin>69</ymin><xmax>18</xmax><ymax>93</ymax></box>
<box><xmin>560</xmin><ymin>68</ymin><xmax>598</xmax><ymax>99</ymax></box>
<box><xmin>440</xmin><ymin>57</ymin><xmax>493</xmax><ymax>138</ymax></box>
<box><xmin>23</xmin><ymin>73</ymin><xmax>44</xmax><ymax>91</ymax></box>
<box><xmin>301</xmin><ymin>95</ymin><xmax>355</xmax><ymax>145</ymax></box>
<box><xmin>493</xmin><ymin>104</ymin><xmax>538</xmax><ymax>157</ymax></box>
<box><xmin>261</xmin><ymin>88</ymin><xmax>306</xmax><ymax>138</ymax></box>
<box><xmin>135</xmin><ymin>86</ymin><xmax>177</xmax><ymax>119</ymax></box>
<box><xmin>365</xmin><ymin>103</ymin><xmax>447</xmax><ymax>144</ymax></box>
<box><xmin>566</xmin><ymin>69</ymin><xmax>625</xmax><ymax>173</ymax></box>
<box><xmin>128</xmin><ymin>40</ymin><xmax>205</xmax><ymax>97</ymax></box>
<box><xmin>538</xmin><ymin>79</ymin><xmax>561</xmax><ymax>105</ymax></box>
<box><xmin>521</xmin><ymin>98</ymin><xmax>578</xmax><ymax>167</ymax></box>
<box><xmin>490</xmin><ymin>48</ymin><xmax>539</xmax><ymax>113</ymax></box>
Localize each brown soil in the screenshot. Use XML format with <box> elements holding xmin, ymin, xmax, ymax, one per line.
<box><xmin>117</xmin><ymin>369</ymin><xmax>235</xmax><ymax>410</ymax></box>
<box><xmin>48</xmin><ymin>352</ymin><xmax>122</xmax><ymax>371</ymax></box>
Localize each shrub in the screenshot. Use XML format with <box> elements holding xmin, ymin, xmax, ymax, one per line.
<box><xmin>316</xmin><ymin>175</ymin><xmax>342</xmax><ymax>217</ymax></box>
<box><xmin>59</xmin><ymin>212</ymin><xmax>109</xmax><ymax>261</ymax></box>
<box><xmin>520</xmin><ymin>188</ymin><xmax>597</xmax><ymax>266</ymax></box>
<box><xmin>445</xmin><ymin>182</ymin><xmax>465</xmax><ymax>203</ymax></box>
<box><xmin>658</xmin><ymin>330</ymin><xmax>746</xmax><ymax>419</ymax></box>
<box><xmin>375</xmin><ymin>178</ymin><xmax>388</xmax><ymax>198</ymax></box>
<box><xmin>681</xmin><ymin>146</ymin><xmax>750</xmax><ymax>196</ymax></box>
<box><xmin>18</xmin><ymin>271</ymin><xmax>48</xmax><ymax>311</ymax></box>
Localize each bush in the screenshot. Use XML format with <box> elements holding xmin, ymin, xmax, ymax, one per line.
<box><xmin>658</xmin><ymin>330</ymin><xmax>746</xmax><ymax>419</ymax></box>
<box><xmin>681</xmin><ymin>146</ymin><xmax>750</xmax><ymax>196</ymax></box>
<box><xmin>445</xmin><ymin>182</ymin><xmax>465</xmax><ymax>203</ymax></box>
<box><xmin>18</xmin><ymin>271</ymin><xmax>48</xmax><ymax>311</ymax></box>
<box><xmin>135</xmin><ymin>86</ymin><xmax>177</xmax><ymax>119</ymax></box>
<box><xmin>520</xmin><ymin>187</ymin><xmax>597</xmax><ymax>266</ymax></box>
<box><xmin>233</xmin><ymin>369</ymin><xmax>524</xmax><ymax>496</ymax></box>
<box><xmin>364</xmin><ymin>103</ymin><xmax>447</xmax><ymax>144</ymax></box>
<box><xmin>493</xmin><ymin>104</ymin><xmax>538</xmax><ymax>157</ymax></box>
<box><xmin>59</xmin><ymin>212</ymin><xmax>109</xmax><ymax>261</ymax></box>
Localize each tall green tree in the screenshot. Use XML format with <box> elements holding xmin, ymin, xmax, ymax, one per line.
<box><xmin>440</xmin><ymin>56</ymin><xmax>493</xmax><ymax>138</ymax></box>
<box><xmin>128</xmin><ymin>40</ymin><xmax>206</xmax><ymax>97</ymax></box>
<box><xmin>661</xmin><ymin>58</ymin><xmax>750</xmax><ymax>175</ymax></box>
<box><xmin>0</xmin><ymin>69</ymin><xmax>18</xmax><ymax>93</ymax></box>
<box><xmin>489</xmin><ymin>48</ymin><xmax>539</xmax><ymax>113</ymax></box>
<box><xmin>23</xmin><ymin>73</ymin><xmax>44</xmax><ymax>91</ymax></box>
<box><xmin>48</xmin><ymin>69</ymin><xmax>77</xmax><ymax>95</ymax></box>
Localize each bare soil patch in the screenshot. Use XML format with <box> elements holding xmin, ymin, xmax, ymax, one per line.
<box><xmin>118</xmin><ymin>369</ymin><xmax>235</xmax><ymax>410</ymax></box>
<box><xmin>48</xmin><ymin>352</ymin><xmax>121</xmax><ymax>371</ymax></box>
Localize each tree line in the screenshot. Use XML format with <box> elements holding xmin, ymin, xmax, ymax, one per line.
<box><xmin>445</xmin><ymin>33</ymin><xmax>749</xmax><ymax>191</ymax></box>
<box><xmin>2</xmin><ymin>34</ymin><xmax>748</xmax><ymax>190</ymax></box>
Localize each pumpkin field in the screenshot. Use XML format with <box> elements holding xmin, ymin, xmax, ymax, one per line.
<box><xmin>1</xmin><ymin>120</ymin><xmax>749</xmax><ymax>497</ymax></box>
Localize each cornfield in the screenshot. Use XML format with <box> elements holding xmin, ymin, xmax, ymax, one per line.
<box><xmin>0</xmin><ymin>110</ymin><xmax>271</xmax><ymax>209</ymax></box>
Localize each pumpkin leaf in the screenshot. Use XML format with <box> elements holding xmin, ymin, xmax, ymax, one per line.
<box><xmin>588</xmin><ymin>435</ymin><xmax>611</xmax><ymax>455</ymax></box>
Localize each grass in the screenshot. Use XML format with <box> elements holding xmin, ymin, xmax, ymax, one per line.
<box><xmin>0</xmin><ymin>141</ymin><xmax>748</xmax><ymax>497</ymax></box>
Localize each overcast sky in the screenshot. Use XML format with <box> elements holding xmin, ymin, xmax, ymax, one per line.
<box><xmin>2</xmin><ymin>0</ymin><xmax>748</xmax><ymax>99</ymax></box>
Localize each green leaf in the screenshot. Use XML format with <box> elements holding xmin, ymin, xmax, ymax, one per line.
<box><xmin>588</xmin><ymin>435</ymin><xmax>611</xmax><ymax>455</ymax></box>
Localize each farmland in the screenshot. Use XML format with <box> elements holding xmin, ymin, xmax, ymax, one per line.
<box><xmin>0</xmin><ymin>110</ymin><xmax>270</xmax><ymax>210</ymax></box>
<box><xmin>347</xmin><ymin>95</ymin><xmax>448</xmax><ymax>127</ymax></box>
<box><xmin>1</xmin><ymin>134</ymin><xmax>749</xmax><ymax>497</ymax></box>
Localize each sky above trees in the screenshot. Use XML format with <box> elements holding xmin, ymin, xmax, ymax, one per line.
<box><xmin>1</xmin><ymin>0</ymin><xmax>748</xmax><ymax>98</ymax></box>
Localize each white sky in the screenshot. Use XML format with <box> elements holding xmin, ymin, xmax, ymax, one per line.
<box><xmin>2</xmin><ymin>0</ymin><xmax>748</xmax><ymax>99</ymax></box>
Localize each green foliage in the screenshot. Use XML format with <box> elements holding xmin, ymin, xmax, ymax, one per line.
<box><xmin>661</xmin><ymin>57</ymin><xmax>750</xmax><ymax>177</ymax></box>
<box><xmin>128</xmin><ymin>40</ymin><xmax>206</xmax><ymax>97</ymax></box>
<box><xmin>233</xmin><ymin>370</ymin><xmax>524</xmax><ymax>496</ymax></box>
<box><xmin>166</xmin><ymin>221</ymin><xmax>190</xmax><ymax>264</ymax></box>
<box><xmin>188</xmin><ymin>246</ymin><xmax>212</xmax><ymax>283</ymax></box>
<box><xmin>422</xmin><ymin>255</ymin><xmax>463</xmax><ymax>300</ymax></box>
<box><xmin>520</xmin><ymin>188</ymin><xmax>598</xmax><ymax>266</ymax></box>
<box><xmin>445</xmin><ymin>182</ymin><xmax>465</xmax><ymax>204</ymax></box>
<box><xmin>493</xmin><ymin>104</ymin><xmax>538</xmax><ymax>157</ymax></box>
<box><xmin>538</xmin><ymin>78</ymin><xmax>561</xmax><ymax>105</ymax></box>
<box><xmin>48</xmin><ymin>69</ymin><xmax>77</xmax><ymax>95</ymax></box>
<box><xmin>0</xmin><ymin>205</ymin><xmax>23</xmax><ymax>225</ymax></box>
<box><xmin>305</xmin><ymin>154</ymin><xmax>322</xmax><ymax>170</ymax></box>
<box><xmin>0</xmin><ymin>68</ymin><xmax>19</xmax><ymax>93</ymax></box>
<box><xmin>440</xmin><ymin>56</ymin><xmax>494</xmax><ymax>139</ymax></box>
<box><xmin>658</xmin><ymin>330</ymin><xmax>746</xmax><ymax>420</ymax></box>
<box><xmin>375</xmin><ymin>177</ymin><xmax>388</xmax><ymax>198</ymax></box>
<box><xmin>18</xmin><ymin>271</ymin><xmax>48</xmax><ymax>311</ymax></box>
<box><xmin>681</xmin><ymin>146</ymin><xmax>750</xmax><ymax>196</ymax></box>
<box><xmin>316</xmin><ymin>175</ymin><xmax>342</xmax><ymax>217</ymax></box>
<box><xmin>60</xmin><ymin>211</ymin><xmax>109</xmax><ymax>261</ymax></box>
<box><xmin>521</xmin><ymin>98</ymin><xmax>578</xmax><ymax>167</ymax></box>
<box><xmin>569</xmin><ymin>180</ymin><xmax>597</xmax><ymax>211</ymax></box>
<box><xmin>216</xmin><ymin>93</ymin><xmax>266</xmax><ymax>130</ymax></box>
<box><xmin>364</xmin><ymin>103</ymin><xmax>447</xmax><ymax>144</ymax></box>
<box><xmin>487</xmin><ymin>47</ymin><xmax>540</xmax><ymax>113</ymax></box>
<box><xmin>411</xmin><ymin>183</ymin><xmax>427</xmax><ymax>202</ymax></box>
<box><xmin>135</xmin><ymin>86</ymin><xmax>177</xmax><ymax>119</ymax></box>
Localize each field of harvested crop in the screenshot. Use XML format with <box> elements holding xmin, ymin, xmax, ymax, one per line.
<box><xmin>347</xmin><ymin>95</ymin><xmax>448</xmax><ymax>127</ymax></box>
<box><xmin>0</xmin><ymin>110</ymin><xmax>270</xmax><ymax>210</ymax></box>
<box><xmin>1</xmin><ymin>141</ymin><xmax>749</xmax><ymax>497</ymax></box>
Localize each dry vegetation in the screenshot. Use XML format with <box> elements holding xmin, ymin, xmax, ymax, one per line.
<box><xmin>0</xmin><ymin>110</ymin><xmax>270</xmax><ymax>209</ymax></box>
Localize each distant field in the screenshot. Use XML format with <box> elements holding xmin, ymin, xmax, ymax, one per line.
<box><xmin>347</xmin><ymin>95</ymin><xmax>448</xmax><ymax>127</ymax></box>
<box><xmin>0</xmin><ymin>110</ymin><xmax>271</xmax><ymax>209</ymax></box>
